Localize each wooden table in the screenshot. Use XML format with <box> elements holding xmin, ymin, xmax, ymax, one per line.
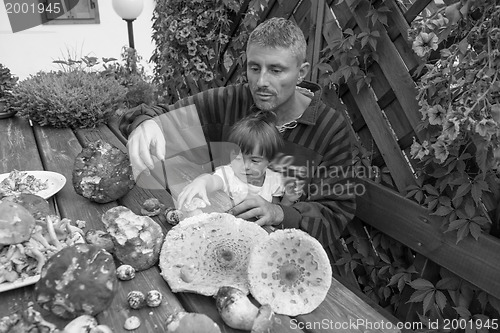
<box><xmin>0</xmin><ymin>116</ymin><xmax>403</xmax><ymax>333</ymax></box>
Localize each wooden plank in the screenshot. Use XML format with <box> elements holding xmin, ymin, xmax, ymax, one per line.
<box><xmin>0</xmin><ymin>117</ymin><xmax>44</xmax><ymax>171</ymax></box>
<box><xmin>341</xmin><ymin>0</ymin><xmax>424</xmax><ymax>142</ymax></box>
<box><xmin>0</xmin><ymin>117</ymin><xmax>56</xmax><ymax>327</ymax></box>
<box><xmin>345</xmin><ymin>80</ymin><xmax>415</xmax><ymax>192</ymax></box>
<box><xmin>310</xmin><ymin>0</ymin><xmax>326</xmax><ymax>82</ymax></box>
<box><xmin>384</xmin><ymin>0</ymin><xmax>422</xmax><ymax>78</ymax></box>
<box><xmin>355</xmin><ymin>178</ymin><xmax>500</xmax><ymax>300</ymax></box>
<box><xmin>405</xmin><ymin>0</ymin><xmax>433</xmax><ymax>23</ymax></box>
<box><xmin>296</xmin><ymin>277</ymin><xmax>401</xmax><ymax>333</ymax></box>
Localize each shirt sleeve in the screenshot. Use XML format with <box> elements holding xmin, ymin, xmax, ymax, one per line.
<box><xmin>213</xmin><ymin>165</ymin><xmax>232</xmax><ymax>193</ymax></box>
<box><xmin>279</xmin><ymin>111</ymin><xmax>356</xmax><ymax>249</ymax></box>
<box><xmin>268</xmin><ymin>170</ymin><xmax>285</xmax><ymax>197</ymax></box>
<box><xmin>118</xmin><ymin>85</ymin><xmax>253</xmax><ymax>141</ymax></box>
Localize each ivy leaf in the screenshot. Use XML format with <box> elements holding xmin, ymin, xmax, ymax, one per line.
<box><xmin>422</xmin><ymin>290</ymin><xmax>435</xmax><ymax>314</ymax></box>
<box><xmin>378</xmin><ymin>251</ymin><xmax>391</xmax><ymax>264</ymax></box>
<box><xmin>408</xmin><ymin>289</ymin><xmax>430</xmax><ymax>303</ymax></box>
<box><xmin>424</xmin><ymin>184</ymin><xmax>439</xmax><ymax>196</ymax></box>
<box><xmin>315</xmin><ymin>62</ymin><xmax>333</xmax><ymax>74</ymax></box>
<box><xmin>454</xmin><ymin>306</ymin><xmax>472</xmax><ymax>319</ymax></box>
<box><xmin>469</xmin><ymin>222</ymin><xmax>483</xmax><ymax>240</ymax></box>
<box><xmin>446</xmin><ymin>218</ymin><xmax>468</xmax><ymax>232</ymax></box>
<box><xmin>472</xmin><ymin>135</ymin><xmax>489</xmax><ymax>173</ymax></box>
<box><xmin>471</xmin><ymin>179</ymin><xmax>489</xmax><ymax>203</ymax></box>
<box><xmin>456</xmin><ymin>224</ymin><xmax>470</xmax><ymax>243</ymax></box>
<box><xmin>453</xmin><ymin>182</ymin><xmax>472</xmax><ymax>201</ymax></box>
<box><xmin>435</xmin><ymin>290</ymin><xmax>447</xmax><ymax>312</ymax></box>
<box><xmin>409</xmin><ymin>278</ymin><xmax>435</xmax><ymax>290</ymax></box>
<box><xmin>491</xmin><ymin>103</ymin><xmax>500</xmax><ymax>123</ymax></box>
<box><xmin>436</xmin><ymin>277</ymin><xmax>460</xmax><ymax>290</ymax></box>
<box><xmin>432</xmin><ymin>205</ymin><xmax>454</xmax><ymax>216</ymax></box>
<box><xmin>388</xmin><ymin>272</ymin><xmax>404</xmax><ymax>286</ymax></box>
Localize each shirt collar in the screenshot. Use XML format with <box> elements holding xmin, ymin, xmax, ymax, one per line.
<box><xmin>295</xmin><ymin>80</ymin><xmax>322</xmax><ymax>126</ymax></box>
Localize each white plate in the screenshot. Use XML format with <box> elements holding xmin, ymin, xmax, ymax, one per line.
<box><xmin>0</xmin><ymin>275</ymin><xmax>40</xmax><ymax>293</ymax></box>
<box><xmin>0</xmin><ymin>171</ymin><xmax>66</xmax><ymax>199</ymax></box>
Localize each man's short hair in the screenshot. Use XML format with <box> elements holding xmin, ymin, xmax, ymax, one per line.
<box><xmin>247</xmin><ymin>17</ymin><xmax>307</xmax><ymax>65</ymax></box>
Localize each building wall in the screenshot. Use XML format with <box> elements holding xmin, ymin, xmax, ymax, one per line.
<box><xmin>0</xmin><ymin>0</ymin><xmax>157</xmax><ymax>80</ymax></box>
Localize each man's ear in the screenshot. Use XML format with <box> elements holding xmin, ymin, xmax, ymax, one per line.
<box><xmin>298</xmin><ymin>62</ymin><xmax>310</xmax><ymax>81</ymax></box>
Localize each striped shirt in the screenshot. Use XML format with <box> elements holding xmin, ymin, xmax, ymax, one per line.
<box><xmin>119</xmin><ymin>81</ymin><xmax>356</xmax><ymax>252</ymax></box>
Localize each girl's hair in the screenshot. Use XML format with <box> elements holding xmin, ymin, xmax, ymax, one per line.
<box><xmin>228</xmin><ymin>111</ymin><xmax>283</xmax><ymax>160</ymax></box>
<box><xmin>246</xmin><ymin>17</ymin><xmax>307</xmax><ymax>65</ymax></box>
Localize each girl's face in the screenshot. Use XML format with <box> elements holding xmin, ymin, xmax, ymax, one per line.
<box><xmin>230</xmin><ymin>146</ymin><xmax>270</xmax><ymax>184</ymax></box>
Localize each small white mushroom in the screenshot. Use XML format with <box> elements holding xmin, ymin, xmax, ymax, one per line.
<box><xmin>124</xmin><ymin>316</ymin><xmax>141</xmax><ymax>331</ymax></box>
<box><xmin>116</xmin><ymin>264</ymin><xmax>136</xmax><ymax>281</ymax></box>
<box><xmin>146</xmin><ymin>290</ymin><xmax>163</xmax><ymax>307</ymax></box>
<box><xmin>89</xmin><ymin>324</ymin><xmax>114</xmax><ymax>333</ymax></box>
<box><xmin>127</xmin><ymin>291</ymin><xmax>146</xmax><ymax>309</ymax></box>
<box><xmin>63</xmin><ymin>314</ymin><xmax>98</xmax><ymax>333</ymax></box>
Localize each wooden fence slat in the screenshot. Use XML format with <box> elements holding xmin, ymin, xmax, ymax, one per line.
<box><xmin>405</xmin><ymin>0</ymin><xmax>433</xmax><ymax>24</ymax></box>
<box><xmin>310</xmin><ymin>0</ymin><xmax>326</xmax><ymax>83</ymax></box>
<box><xmin>339</xmin><ymin>0</ymin><xmax>424</xmax><ymax>143</ymax></box>
<box><xmin>346</xmin><ymin>81</ymin><xmax>415</xmax><ymax>192</ymax></box>
<box><xmin>356</xmin><ymin>178</ymin><xmax>500</xmax><ymax>301</ymax></box>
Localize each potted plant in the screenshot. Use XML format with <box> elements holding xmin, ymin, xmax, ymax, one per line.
<box><xmin>0</xmin><ymin>63</ymin><xmax>19</xmax><ymax>118</ymax></box>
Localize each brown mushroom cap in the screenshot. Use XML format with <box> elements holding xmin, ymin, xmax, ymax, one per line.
<box><xmin>159</xmin><ymin>213</ymin><xmax>267</xmax><ymax>296</ymax></box>
<box><xmin>247</xmin><ymin>229</ymin><xmax>332</xmax><ymax>316</ymax></box>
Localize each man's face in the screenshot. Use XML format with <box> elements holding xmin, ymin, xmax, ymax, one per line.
<box><xmin>246</xmin><ymin>44</ymin><xmax>307</xmax><ymax>113</ymax></box>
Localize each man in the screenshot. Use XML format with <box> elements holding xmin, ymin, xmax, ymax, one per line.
<box><xmin>119</xmin><ymin>17</ymin><xmax>356</xmax><ymax>255</ymax></box>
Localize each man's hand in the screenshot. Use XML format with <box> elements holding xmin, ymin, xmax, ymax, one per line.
<box><xmin>231</xmin><ymin>194</ymin><xmax>284</xmax><ymax>226</ymax></box>
<box><xmin>127</xmin><ymin>120</ymin><xmax>166</xmax><ymax>179</ymax></box>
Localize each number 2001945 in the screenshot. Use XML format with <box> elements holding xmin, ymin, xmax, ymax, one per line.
<box><xmin>5</xmin><ymin>2</ymin><xmax>61</xmax><ymax>14</ymax></box>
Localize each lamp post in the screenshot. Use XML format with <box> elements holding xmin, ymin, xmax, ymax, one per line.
<box><xmin>112</xmin><ymin>0</ymin><xmax>144</xmax><ymax>49</ymax></box>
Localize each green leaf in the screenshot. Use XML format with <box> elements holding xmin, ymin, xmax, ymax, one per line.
<box><xmin>422</xmin><ymin>290</ymin><xmax>435</xmax><ymax>314</ymax></box>
<box><xmin>408</xmin><ymin>289</ymin><xmax>430</xmax><ymax>303</ymax></box>
<box><xmin>454</xmin><ymin>306</ymin><xmax>471</xmax><ymax>319</ymax></box>
<box><xmin>469</xmin><ymin>222</ymin><xmax>482</xmax><ymax>240</ymax></box>
<box><xmin>409</xmin><ymin>278</ymin><xmax>435</xmax><ymax>290</ymax></box>
<box><xmin>446</xmin><ymin>219</ymin><xmax>468</xmax><ymax>232</ymax></box>
<box><xmin>315</xmin><ymin>62</ymin><xmax>333</xmax><ymax>74</ymax></box>
<box><xmin>388</xmin><ymin>273</ymin><xmax>402</xmax><ymax>287</ymax></box>
<box><xmin>435</xmin><ymin>290</ymin><xmax>447</xmax><ymax>312</ymax></box>
<box><xmin>432</xmin><ymin>205</ymin><xmax>454</xmax><ymax>216</ymax></box>
<box><xmin>453</xmin><ymin>183</ymin><xmax>471</xmax><ymax>201</ymax></box>
<box><xmin>424</xmin><ymin>184</ymin><xmax>439</xmax><ymax>196</ymax></box>
<box><xmin>436</xmin><ymin>277</ymin><xmax>460</xmax><ymax>290</ymax></box>
<box><xmin>456</xmin><ymin>224</ymin><xmax>470</xmax><ymax>243</ymax></box>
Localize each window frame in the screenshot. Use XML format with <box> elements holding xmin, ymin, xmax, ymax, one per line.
<box><xmin>41</xmin><ymin>0</ymin><xmax>100</xmax><ymax>25</ymax></box>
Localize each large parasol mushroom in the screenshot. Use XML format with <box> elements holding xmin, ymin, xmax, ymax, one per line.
<box><xmin>159</xmin><ymin>212</ymin><xmax>268</xmax><ymax>296</ymax></box>
<box><xmin>247</xmin><ymin>228</ymin><xmax>332</xmax><ymax>316</ymax></box>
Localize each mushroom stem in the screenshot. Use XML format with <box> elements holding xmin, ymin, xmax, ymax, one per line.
<box><xmin>25</xmin><ymin>245</ymin><xmax>46</xmax><ymax>273</ymax></box>
<box><xmin>45</xmin><ymin>215</ymin><xmax>63</xmax><ymax>250</ymax></box>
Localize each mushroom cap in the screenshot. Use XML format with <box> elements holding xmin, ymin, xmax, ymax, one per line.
<box><xmin>247</xmin><ymin>228</ymin><xmax>332</xmax><ymax>316</ymax></box>
<box><xmin>159</xmin><ymin>213</ymin><xmax>267</xmax><ymax>296</ymax></box>
<box><xmin>166</xmin><ymin>312</ymin><xmax>221</xmax><ymax>333</ymax></box>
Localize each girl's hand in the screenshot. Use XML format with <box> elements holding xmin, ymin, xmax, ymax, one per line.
<box><xmin>177</xmin><ymin>178</ymin><xmax>211</xmax><ymax>210</ymax></box>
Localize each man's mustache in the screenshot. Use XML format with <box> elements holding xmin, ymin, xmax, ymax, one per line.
<box><xmin>254</xmin><ymin>88</ymin><xmax>276</xmax><ymax>95</ymax></box>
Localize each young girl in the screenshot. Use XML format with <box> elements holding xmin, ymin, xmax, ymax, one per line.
<box><xmin>177</xmin><ymin>111</ymin><xmax>300</xmax><ymax>210</ymax></box>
